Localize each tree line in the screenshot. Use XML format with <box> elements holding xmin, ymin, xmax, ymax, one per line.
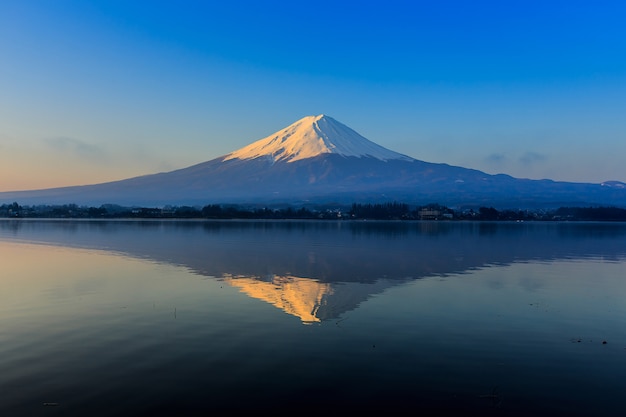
<box><xmin>2</xmin><ymin>201</ymin><xmax>626</xmax><ymax>221</ymax></box>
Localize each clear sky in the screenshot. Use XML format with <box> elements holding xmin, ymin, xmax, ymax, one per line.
<box><xmin>1</xmin><ymin>0</ymin><xmax>625</xmax><ymax>191</ymax></box>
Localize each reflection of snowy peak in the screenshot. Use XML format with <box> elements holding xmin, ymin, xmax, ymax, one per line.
<box><xmin>224</xmin><ymin>114</ymin><xmax>413</xmax><ymax>163</ymax></box>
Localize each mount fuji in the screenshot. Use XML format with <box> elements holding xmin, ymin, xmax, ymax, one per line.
<box><xmin>2</xmin><ymin>114</ymin><xmax>626</xmax><ymax>208</ymax></box>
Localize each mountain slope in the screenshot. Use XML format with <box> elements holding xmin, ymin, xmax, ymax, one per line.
<box><xmin>1</xmin><ymin>115</ymin><xmax>626</xmax><ymax>208</ymax></box>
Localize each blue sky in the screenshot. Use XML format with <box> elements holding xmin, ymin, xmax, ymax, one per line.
<box><xmin>1</xmin><ymin>0</ymin><xmax>625</xmax><ymax>191</ymax></box>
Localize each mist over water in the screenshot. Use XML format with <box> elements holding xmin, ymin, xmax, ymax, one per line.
<box><xmin>1</xmin><ymin>220</ymin><xmax>625</xmax><ymax>415</ymax></box>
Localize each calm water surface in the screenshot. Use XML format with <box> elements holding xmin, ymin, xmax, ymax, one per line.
<box><xmin>1</xmin><ymin>220</ymin><xmax>625</xmax><ymax>416</ymax></box>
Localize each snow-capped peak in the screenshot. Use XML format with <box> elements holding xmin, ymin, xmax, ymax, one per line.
<box><xmin>224</xmin><ymin>114</ymin><xmax>414</xmax><ymax>163</ymax></box>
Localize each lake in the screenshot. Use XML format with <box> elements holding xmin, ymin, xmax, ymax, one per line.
<box><xmin>1</xmin><ymin>219</ymin><xmax>625</xmax><ymax>416</ymax></box>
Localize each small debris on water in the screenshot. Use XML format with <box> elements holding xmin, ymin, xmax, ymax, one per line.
<box><xmin>602</xmin><ymin>340</ymin><xmax>607</xmax><ymax>345</ymax></box>
<box><xmin>478</xmin><ymin>386</ymin><xmax>502</xmax><ymax>407</ymax></box>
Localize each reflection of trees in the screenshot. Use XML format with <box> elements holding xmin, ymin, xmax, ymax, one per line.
<box><xmin>0</xmin><ymin>218</ymin><xmax>23</xmax><ymax>235</ymax></box>
<box><xmin>3</xmin><ymin>220</ymin><xmax>626</xmax><ymax>282</ymax></box>
<box><xmin>556</xmin><ymin>222</ymin><xmax>626</xmax><ymax>238</ymax></box>
<box><xmin>478</xmin><ymin>222</ymin><xmax>499</xmax><ymax>236</ymax></box>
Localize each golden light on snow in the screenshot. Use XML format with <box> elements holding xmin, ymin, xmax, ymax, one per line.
<box><xmin>224</xmin><ymin>114</ymin><xmax>412</xmax><ymax>164</ymax></box>
<box><xmin>222</xmin><ymin>274</ymin><xmax>333</xmax><ymax>324</ymax></box>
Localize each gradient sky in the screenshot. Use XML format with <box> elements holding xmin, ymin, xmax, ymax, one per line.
<box><xmin>1</xmin><ymin>0</ymin><xmax>625</xmax><ymax>191</ymax></box>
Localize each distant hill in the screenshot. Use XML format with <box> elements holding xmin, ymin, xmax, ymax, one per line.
<box><xmin>1</xmin><ymin>114</ymin><xmax>625</xmax><ymax>208</ymax></box>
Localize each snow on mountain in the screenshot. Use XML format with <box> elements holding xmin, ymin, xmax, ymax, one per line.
<box><xmin>224</xmin><ymin>114</ymin><xmax>414</xmax><ymax>163</ymax></box>
<box><xmin>2</xmin><ymin>114</ymin><xmax>626</xmax><ymax>208</ymax></box>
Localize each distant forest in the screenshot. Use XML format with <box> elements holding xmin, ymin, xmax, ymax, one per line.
<box><xmin>2</xmin><ymin>201</ymin><xmax>626</xmax><ymax>221</ymax></box>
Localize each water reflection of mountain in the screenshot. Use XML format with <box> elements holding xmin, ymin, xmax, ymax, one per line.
<box><xmin>2</xmin><ymin>220</ymin><xmax>626</xmax><ymax>323</ymax></box>
<box><xmin>221</xmin><ymin>274</ymin><xmax>393</xmax><ymax>324</ymax></box>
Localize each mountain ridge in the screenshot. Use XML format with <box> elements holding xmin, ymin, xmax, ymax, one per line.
<box><xmin>1</xmin><ymin>115</ymin><xmax>625</xmax><ymax>209</ymax></box>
